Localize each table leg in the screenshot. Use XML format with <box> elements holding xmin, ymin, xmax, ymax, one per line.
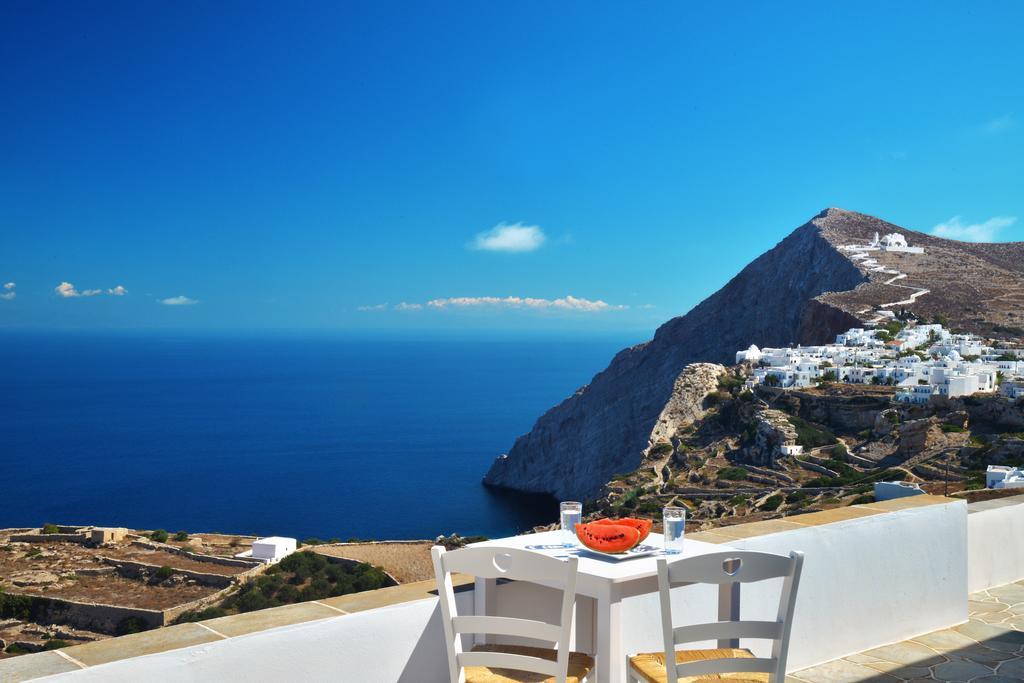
<box><xmin>574</xmin><ymin>595</ymin><xmax>595</xmax><ymax>653</ymax></box>
<box><xmin>474</xmin><ymin>577</ymin><xmax>496</xmax><ymax>646</ymax></box>
<box><xmin>594</xmin><ymin>591</ymin><xmax>623</xmax><ymax>683</ymax></box>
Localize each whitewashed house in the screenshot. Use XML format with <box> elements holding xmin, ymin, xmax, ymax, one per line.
<box><xmin>896</xmin><ymin>385</ymin><xmax>935</xmax><ymax>404</ymax></box>
<box><xmin>876</xmin><ymin>232</ymin><xmax>925</xmax><ymax>254</ymax></box>
<box><xmin>735</xmin><ymin>344</ymin><xmax>762</xmax><ymax>364</ymax></box>
<box><xmin>236</xmin><ymin>536</ymin><xmax>298</xmax><ymax>564</ymax></box>
<box><xmin>1000</xmin><ymin>381</ymin><xmax>1024</xmax><ymax>400</ymax></box>
<box><xmin>987</xmin><ymin>466</ymin><xmax>1024</xmax><ymax>490</ymax></box>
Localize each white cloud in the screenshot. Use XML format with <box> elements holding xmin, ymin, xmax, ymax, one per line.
<box><xmin>160</xmin><ymin>295</ymin><xmax>198</xmax><ymax>306</ymax></box>
<box><xmin>394</xmin><ymin>302</ymin><xmax>423</xmax><ymax>311</ymax></box>
<box><xmin>470</xmin><ymin>223</ymin><xmax>546</xmax><ymax>253</ymax></box>
<box><xmin>0</xmin><ymin>282</ymin><xmax>14</xmax><ymax>301</ymax></box>
<box><xmin>56</xmin><ymin>281</ymin><xmax>126</xmax><ymax>298</ymax></box>
<box><xmin>978</xmin><ymin>114</ymin><xmax>1014</xmax><ymax>135</ymax></box>
<box><xmin>931</xmin><ymin>215</ymin><xmax>1017</xmax><ymax>242</ymax></box>
<box><xmin>357</xmin><ymin>303</ymin><xmax>388</xmax><ymax>312</ymax></box>
<box><xmin>425</xmin><ymin>295</ymin><xmax>624</xmax><ymax>312</ymax></box>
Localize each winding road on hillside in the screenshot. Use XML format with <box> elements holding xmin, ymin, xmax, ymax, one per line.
<box><xmin>843</xmin><ymin>245</ymin><xmax>930</xmax><ymax>325</ymax></box>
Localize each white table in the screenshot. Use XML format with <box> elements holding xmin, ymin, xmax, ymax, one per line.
<box><xmin>469</xmin><ymin>530</ymin><xmax>740</xmax><ymax>683</ymax></box>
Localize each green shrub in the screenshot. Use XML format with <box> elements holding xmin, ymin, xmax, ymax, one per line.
<box><xmin>830</xmin><ymin>443</ymin><xmax>848</xmax><ymax>461</ymax></box>
<box><xmin>650</xmin><ymin>442</ymin><xmax>674</xmax><ymax>456</ymax></box>
<box><xmin>42</xmin><ymin>639</ymin><xmax>70</xmax><ymax>651</ymax></box>
<box><xmin>788</xmin><ymin>416</ymin><xmax>837</xmax><ymax>448</ymax></box>
<box><xmin>717</xmin><ymin>466</ymin><xmax>749</xmax><ymax>481</ymax></box>
<box><xmin>173</xmin><ymin>606</ymin><xmax>228</xmax><ymax>624</ymax></box>
<box><xmin>786</xmin><ymin>491</ymin><xmax>809</xmax><ymax>505</ymax></box>
<box><xmin>41</xmin><ymin>523</ymin><xmax>60</xmax><ymax>535</ymax></box>
<box><xmin>155</xmin><ymin>566</ymin><xmax>174</xmax><ymax>581</ymax></box>
<box><xmin>760</xmin><ymin>494</ymin><xmax>784</xmax><ymax>512</ymax></box>
<box><xmin>222</xmin><ymin>551</ymin><xmax>391</xmax><ymax>613</ymax></box>
<box><xmin>620</xmin><ymin>487</ymin><xmax>644</xmax><ymax>509</ymax></box>
<box><xmin>25</xmin><ymin>547</ymin><xmax>42</xmax><ymax>558</ymax></box>
<box><xmin>0</xmin><ymin>590</ymin><xmax>35</xmax><ymax>621</ymax></box>
<box><xmin>174</xmin><ymin>531</ymin><xmax>189</xmax><ymax>542</ymax></box>
<box><xmin>116</xmin><ymin>617</ymin><xmax>150</xmax><ymax>635</ymax></box>
<box><xmin>729</xmin><ymin>494</ymin><xmax>749</xmax><ymax>506</ymax></box>
<box><xmin>5</xmin><ymin>643</ymin><xmax>30</xmax><ymax>654</ymax></box>
<box><xmin>940</xmin><ymin>424</ymin><xmax>965</xmax><ymax>433</ymax></box>
<box><xmin>636</xmin><ymin>500</ymin><xmax>661</xmax><ymax>516</ymax></box>
<box><xmin>150</xmin><ymin>529</ymin><xmax>169</xmax><ymax>543</ymax></box>
<box><xmin>851</xmin><ymin>494</ymin><xmax>875</xmax><ymax>505</ymax></box>
<box><xmin>739</xmin><ymin>390</ymin><xmax>754</xmax><ymax>402</ymax></box>
<box><xmin>718</xmin><ymin>374</ymin><xmax>745</xmax><ymax>392</ymax></box>
<box><xmin>705</xmin><ymin>390</ymin><xmax>732</xmax><ymax>407</ymax></box>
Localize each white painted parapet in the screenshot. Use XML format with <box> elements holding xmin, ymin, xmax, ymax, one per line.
<box><xmin>967</xmin><ymin>494</ymin><xmax>1024</xmax><ymax>593</ymax></box>
<box><xmin>31</xmin><ymin>497</ymin><xmax>978</xmax><ymax>682</ymax></box>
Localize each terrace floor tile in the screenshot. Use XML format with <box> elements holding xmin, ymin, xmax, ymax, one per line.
<box><xmin>0</xmin><ymin>651</ymin><xmax>82</xmax><ymax>682</ymax></box>
<box><xmin>202</xmin><ymin>601</ymin><xmax>342</xmax><ymax>637</ymax></box>
<box><xmin>795</xmin><ymin>579</ymin><xmax>1024</xmax><ymax>683</ymax></box>
<box><xmin>793</xmin><ymin>658</ymin><xmax>900</xmax><ymax>682</ymax></box>
<box><xmin>61</xmin><ymin>623</ymin><xmax>224</xmax><ymax>667</ymax></box>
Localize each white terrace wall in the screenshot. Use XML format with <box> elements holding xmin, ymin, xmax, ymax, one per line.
<box><xmin>967</xmin><ymin>495</ymin><xmax>1024</xmax><ymax>593</ymax></box>
<box><xmin>41</xmin><ymin>500</ymin><xmax>976</xmax><ymax>682</ymax></box>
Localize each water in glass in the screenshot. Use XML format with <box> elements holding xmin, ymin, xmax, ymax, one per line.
<box><xmin>560</xmin><ymin>501</ymin><xmax>582</xmax><ymax>545</ymax></box>
<box><xmin>663</xmin><ymin>506</ymin><xmax>686</xmax><ymax>553</ymax></box>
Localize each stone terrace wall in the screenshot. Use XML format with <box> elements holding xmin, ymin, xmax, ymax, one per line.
<box><xmin>131</xmin><ymin>540</ymin><xmax>261</xmax><ymax>569</ymax></box>
<box><xmin>7</xmin><ymin>581</ymin><xmax>242</xmax><ymax>634</ymax></box>
<box><xmin>9</xmin><ymin>533</ymin><xmax>88</xmax><ymax>544</ymax></box>
<box><xmin>100</xmin><ymin>557</ymin><xmax>236</xmax><ymax>589</ymax></box>
<box><xmin>12</xmin><ymin>594</ymin><xmax>167</xmax><ymax>633</ymax></box>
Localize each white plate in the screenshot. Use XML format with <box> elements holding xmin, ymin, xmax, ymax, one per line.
<box><xmin>577</xmin><ymin>543</ymin><xmax>661</xmax><ymax>561</ymax></box>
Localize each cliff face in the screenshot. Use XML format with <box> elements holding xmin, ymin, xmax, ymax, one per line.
<box><xmin>484</xmin><ymin>208</ymin><xmax>869</xmax><ymax>500</ymax></box>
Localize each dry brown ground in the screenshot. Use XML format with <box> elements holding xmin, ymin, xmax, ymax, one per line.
<box><xmin>0</xmin><ymin>539</ymin><xmax>223</xmax><ymax>610</ymax></box>
<box><xmin>9</xmin><ymin>572</ymin><xmax>217</xmax><ymax>610</ymax></box>
<box><xmin>312</xmin><ymin>542</ymin><xmax>435</xmax><ymax>583</ymax></box>
<box><xmin>103</xmin><ymin>546</ymin><xmax>249</xmax><ymax>575</ymax></box>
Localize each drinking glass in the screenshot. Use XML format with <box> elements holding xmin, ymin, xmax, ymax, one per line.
<box><xmin>560</xmin><ymin>501</ymin><xmax>582</xmax><ymax>546</ymax></box>
<box><xmin>663</xmin><ymin>506</ymin><xmax>686</xmax><ymax>554</ymax></box>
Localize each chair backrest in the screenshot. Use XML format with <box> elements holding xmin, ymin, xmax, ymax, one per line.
<box><xmin>654</xmin><ymin>550</ymin><xmax>803</xmax><ymax>683</ymax></box>
<box><xmin>431</xmin><ymin>545</ymin><xmax>580</xmax><ymax>683</ymax></box>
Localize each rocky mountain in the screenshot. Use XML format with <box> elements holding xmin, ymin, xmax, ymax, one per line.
<box><xmin>483</xmin><ymin>208</ymin><xmax>1024</xmax><ymax>500</ymax></box>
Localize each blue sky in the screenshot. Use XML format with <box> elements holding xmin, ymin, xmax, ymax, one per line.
<box><xmin>1</xmin><ymin>2</ymin><xmax>1022</xmax><ymax>333</ymax></box>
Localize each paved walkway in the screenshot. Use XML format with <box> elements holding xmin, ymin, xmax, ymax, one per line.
<box><xmin>790</xmin><ymin>579</ymin><xmax>1024</xmax><ymax>682</ymax></box>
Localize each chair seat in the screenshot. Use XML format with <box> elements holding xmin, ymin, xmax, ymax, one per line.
<box><xmin>628</xmin><ymin>648</ymin><xmax>769</xmax><ymax>683</ymax></box>
<box><xmin>465</xmin><ymin>644</ymin><xmax>595</xmax><ymax>683</ymax></box>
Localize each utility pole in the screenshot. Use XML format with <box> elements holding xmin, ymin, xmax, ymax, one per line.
<box><xmin>944</xmin><ymin>451</ymin><xmax>949</xmax><ymax>497</ymax></box>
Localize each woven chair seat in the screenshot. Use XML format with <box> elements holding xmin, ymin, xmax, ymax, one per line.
<box><xmin>628</xmin><ymin>648</ymin><xmax>769</xmax><ymax>683</ymax></box>
<box><xmin>464</xmin><ymin>644</ymin><xmax>595</xmax><ymax>683</ymax></box>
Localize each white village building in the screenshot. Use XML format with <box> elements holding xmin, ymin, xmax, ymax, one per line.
<box><xmin>738</xmin><ymin>323</ymin><xmax>1015</xmax><ymax>401</ymax></box>
<box><xmin>235</xmin><ymin>536</ymin><xmax>297</xmax><ymax>564</ymax></box>
<box><xmin>871</xmin><ymin>232</ymin><xmax>925</xmax><ymax>254</ymax></box>
<box><xmin>987</xmin><ymin>466</ymin><xmax>1024</xmax><ymax>490</ymax></box>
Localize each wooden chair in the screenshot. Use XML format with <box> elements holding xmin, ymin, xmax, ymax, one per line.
<box><xmin>431</xmin><ymin>545</ymin><xmax>595</xmax><ymax>683</ymax></box>
<box><xmin>627</xmin><ymin>550</ymin><xmax>803</xmax><ymax>683</ymax></box>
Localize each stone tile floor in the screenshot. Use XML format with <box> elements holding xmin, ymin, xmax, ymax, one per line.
<box><xmin>790</xmin><ymin>579</ymin><xmax>1024</xmax><ymax>682</ymax></box>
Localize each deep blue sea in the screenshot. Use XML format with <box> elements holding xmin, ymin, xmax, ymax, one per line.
<box><xmin>0</xmin><ymin>333</ymin><xmax>635</xmax><ymax>540</ymax></box>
